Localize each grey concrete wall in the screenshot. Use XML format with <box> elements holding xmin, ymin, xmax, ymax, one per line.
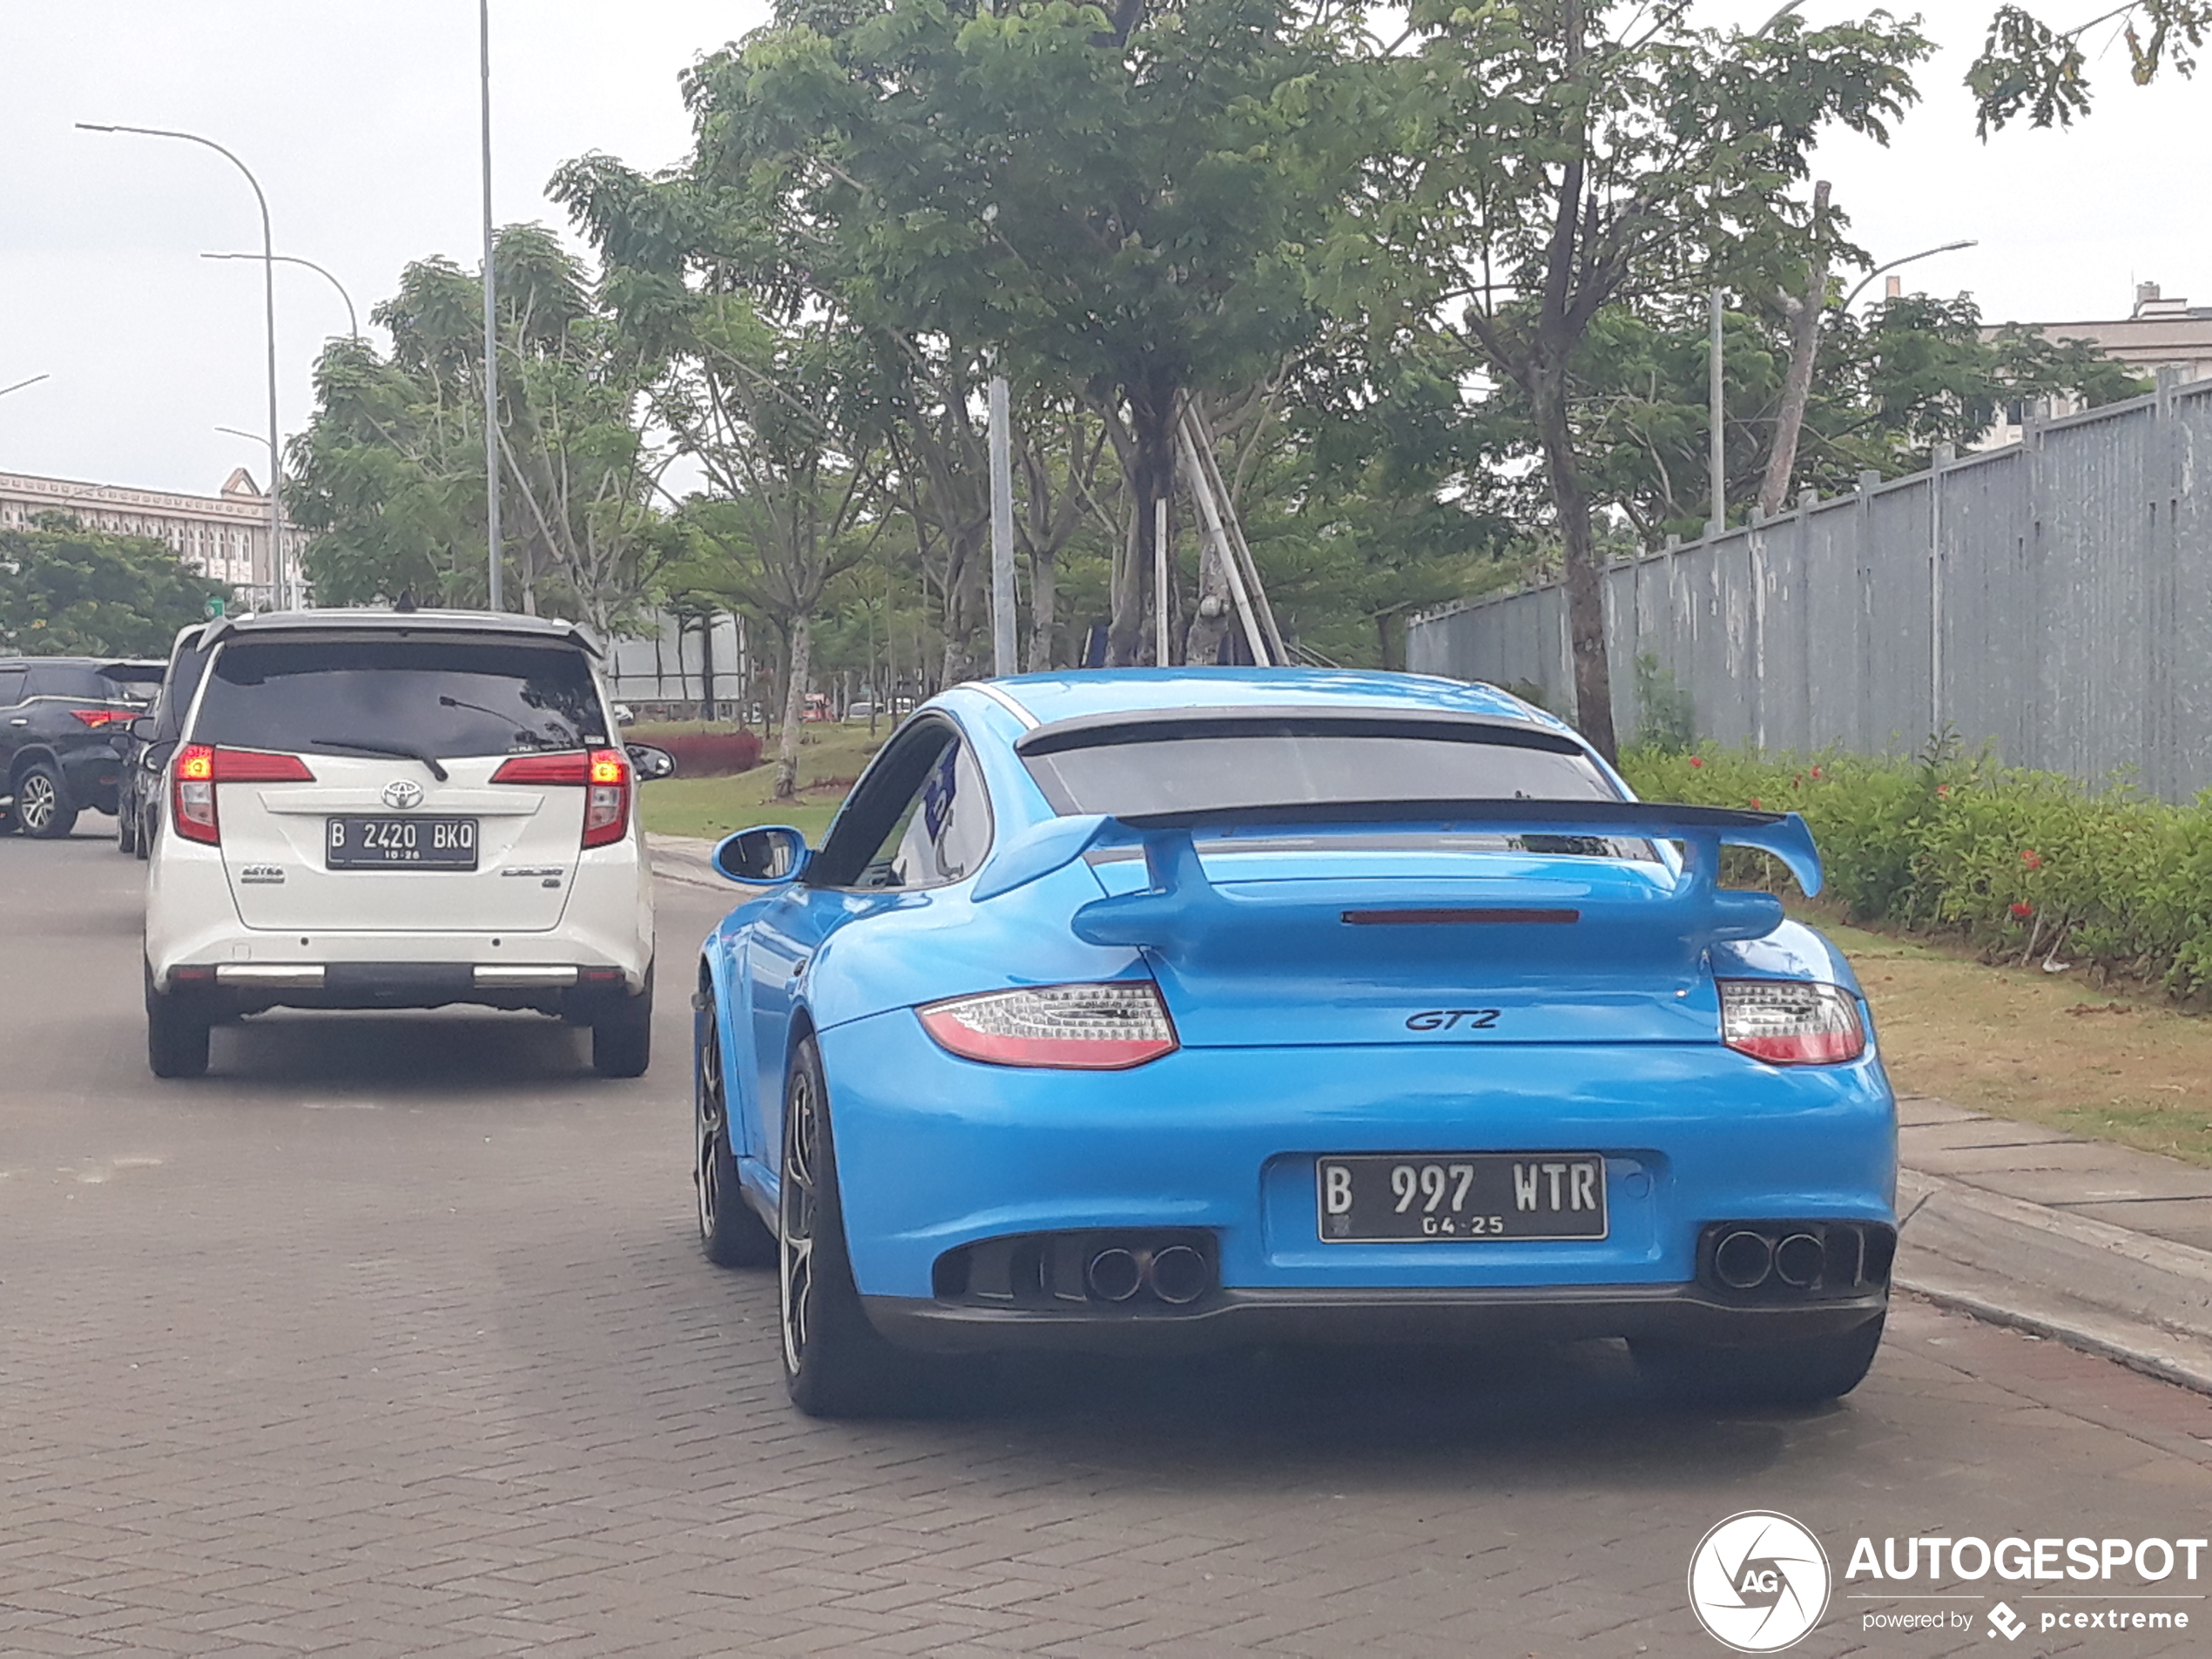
<box><xmin>1407</xmin><ymin>375</ymin><xmax>2212</xmax><ymax>799</ymax></box>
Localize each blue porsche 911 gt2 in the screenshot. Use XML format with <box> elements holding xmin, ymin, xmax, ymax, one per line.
<box><xmin>691</xmin><ymin>671</ymin><xmax>1895</xmax><ymax>1417</ymax></box>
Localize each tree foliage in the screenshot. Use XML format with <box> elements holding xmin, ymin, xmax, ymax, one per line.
<box><xmin>0</xmin><ymin>515</ymin><xmax>228</xmax><ymax>657</ymax></box>
<box><xmin>1968</xmin><ymin>0</ymin><xmax>2206</xmax><ymax>132</ymax></box>
<box><xmin>288</xmin><ymin>226</ymin><xmax>670</xmax><ymax>634</ymax></box>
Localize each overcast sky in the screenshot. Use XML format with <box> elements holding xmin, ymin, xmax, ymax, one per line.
<box><xmin>1</xmin><ymin>0</ymin><xmax>2202</xmax><ymax>501</ymax></box>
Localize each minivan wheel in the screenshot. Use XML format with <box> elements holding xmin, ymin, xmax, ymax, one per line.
<box><xmin>144</xmin><ymin>963</ymin><xmax>211</xmax><ymax>1080</ymax></box>
<box><xmin>591</xmin><ymin>973</ymin><xmax>652</xmax><ymax>1078</ymax></box>
<box><xmin>17</xmin><ymin>763</ymin><xmax>78</xmax><ymax>840</ymax></box>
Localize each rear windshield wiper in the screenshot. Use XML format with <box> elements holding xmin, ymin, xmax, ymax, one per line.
<box><xmin>309</xmin><ymin>735</ymin><xmax>450</xmax><ymax>782</ymax></box>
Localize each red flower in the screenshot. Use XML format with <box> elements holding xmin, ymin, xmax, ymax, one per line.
<box><xmin>1936</xmin><ymin>784</ymin><xmax>1951</xmax><ymax>797</ymax></box>
<box><xmin>1811</xmin><ymin>765</ymin><xmax>1823</xmax><ymax>780</ymax></box>
<box><xmin>2020</xmin><ymin>849</ymin><xmax>2042</xmax><ymax>870</ymax></box>
<box><xmin>1750</xmin><ymin>797</ymin><xmax>1763</xmax><ymax>810</ymax></box>
<box><xmin>2011</xmin><ymin>901</ymin><xmax>2034</xmax><ymax>919</ymax></box>
<box><xmin>1688</xmin><ymin>756</ymin><xmax>1703</xmax><ymax>768</ymax></box>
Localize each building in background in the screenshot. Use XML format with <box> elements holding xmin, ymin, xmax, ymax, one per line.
<box><xmin>0</xmin><ymin>467</ymin><xmax>307</xmax><ymax>610</ymax></box>
<box><xmin>1979</xmin><ymin>280</ymin><xmax>2212</xmax><ymax>448</ymax></box>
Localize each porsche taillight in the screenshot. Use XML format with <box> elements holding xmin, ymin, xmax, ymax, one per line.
<box><xmin>917</xmin><ymin>981</ymin><xmax>1179</xmax><ymax>1069</ymax></box>
<box><xmin>1718</xmin><ymin>981</ymin><xmax>1865</xmax><ymax>1065</ymax></box>
<box><xmin>490</xmin><ymin>746</ymin><xmax>632</xmax><ymax>848</ymax></box>
<box><xmin>170</xmin><ymin>745</ymin><xmax>315</xmax><ymax>845</ymax></box>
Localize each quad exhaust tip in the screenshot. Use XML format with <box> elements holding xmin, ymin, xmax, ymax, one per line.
<box><xmin>1773</xmin><ymin>1232</ymin><xmax>1825</xmax><ymax>1288</ymax></box>
<box><xmin>1146</xmin><ymin>1244</ymin><xmax>1210</xmax><ymax>1305</ymax></box>
<box><xmin>1713</xmin><ymin>1229</ymin><xmax>1775</xmax><ymax>1290</ymax></box>
<box><xmin>1084</xmin><ymin>1247</ymin><xmax>1143</xmax><ymax>1303</ymax></box>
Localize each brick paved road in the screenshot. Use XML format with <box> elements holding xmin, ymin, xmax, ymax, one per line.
<box><xmin>6</xmin><ymin>829</ymin><xmax>2212</xmax><ymax>1656</ymax></box>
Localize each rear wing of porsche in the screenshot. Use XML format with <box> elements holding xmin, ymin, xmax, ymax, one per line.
<box><xmin>974</xmin><ymin>799</ymin><xmax>1822</xmax><ymax>960</ymax></box>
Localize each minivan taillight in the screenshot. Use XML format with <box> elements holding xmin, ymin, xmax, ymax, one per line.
<box><xmin>170</xmin><ymin>745</ymin><xmax>315</xmax><ymax>845</ymax></box>
<box><xmin>491</xmin><ymin>746</ymin><xmax>631</xmax><ymax>848</ymax></box>
<box><xmin>1718</xmin><ymin>981</ymin><xmax>1865</xmax><ymax>1065</ymax></box>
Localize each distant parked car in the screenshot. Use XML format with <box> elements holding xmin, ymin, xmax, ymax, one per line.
<box><xmin>0</xmin><ymin>656</ymin><xmax>162</xmax><ymax>838</ymax></box>
<box><xmin>843</xmin><ymin>701</ymin><xmax>883</xmax><ymax>725</ymax></box>
<box><xmin>118</xmin><ymin>624</ymin><xmax>216</xmax><ymax>859</ymax></box>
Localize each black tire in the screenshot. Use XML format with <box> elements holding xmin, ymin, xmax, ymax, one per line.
<box><xmin>16</xmin><ymin>762</ymin><xmax>78</xmax><ymax>840</ymax></box>
<box><xmin>1633</xmin><ymin>1314</ymin><xmax>1885</xmax><ymax>1407</ymax></box>
<box><xmin>779</xmin><ymin>1035</ymin><xmax>932</xmax><ymax>1418</ymax></box>
<box><xmin>134</xmin><ymin>802</ymin><xmax>152</xmax><ymax>860</ymax></box>
<box><xmin>591</xmin><ymin>971</ymin><xmax>653</xmax><ymax>1078</ymax></box>
<box><xmin>117</xmin><ymin>799</ymin><xmax>138</xmax><ymax>855</ymax></box>
<box><xmin>145</xmin><ymin>963</ymin><xmax>211</xmax><ymax>1080</ymax></box>
<box><xmin>696</xmin><ymin>995</ymin><xmax>775</xmax><ymax>1267</ymax></box>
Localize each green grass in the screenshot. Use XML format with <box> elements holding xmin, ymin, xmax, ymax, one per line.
<box><xmin>640</xmin><ymin>722</ymin><xmax>887</xmax><ymax>846</ymax></box>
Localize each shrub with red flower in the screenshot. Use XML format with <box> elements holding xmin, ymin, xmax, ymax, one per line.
<box><xmin>1750</xmin><ymin>798</ymin><xmax>1762</xmax><ymax>810</ymax></box>
<box><xmin>2020</xmin><ymin>848</ymin><xmax>2042</xmax><ymax>870</ymax></box>
<box><xmin>1688</xmin><ymin>756</ymin><xmax>1703</xmax><ymax>768</ymax></box>
<box><xmin>1810</xmin><ymin>765</ymin><xmax>1823</xmax><ymax>780</ymax></box>
<box><xmin>2010</xmin><ymin>901</ymin><xmax>2034</xmax><ymax>919</ymax></box>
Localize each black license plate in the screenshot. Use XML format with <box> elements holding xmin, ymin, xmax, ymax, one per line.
<box><xmin>326</xmin><ymin>816</ymin><xmax>479</xmax><ymax>869</ymax></box>
<box><xmin>1318</xmin><ymin>1152</ymin><xmax>1608</xmax><ymax>1242</ymax></box>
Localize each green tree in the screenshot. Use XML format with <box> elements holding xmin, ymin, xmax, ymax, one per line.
<box><xmin>288</xmin><ymin>227</ymin><xmax>670</xmax><ymax>634</ymax></box>
<box><xmin>627</xmin><ymin>0</ymin><xmax>1359</xmax><ymax>665</ymax></box>
<box><xmin>1358</xmin><ymin>0</ymin><xmax>1930</xmax><ymax>758</ymax></box>
<box><xmin>0</xmin><ymin>515</ymin><xmax>228</xmax><ymax>657</ymax></box>
<box><xmin>1969</xmin><ymin>1</ymin><xmax>2206</xmax><ymax>132</ymax></box>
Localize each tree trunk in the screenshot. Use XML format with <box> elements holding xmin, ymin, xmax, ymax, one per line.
<box><xmin>773</xmin><ymin>612</ymin><xmax>811</xmax><ymax>802</ymax></box>
<box><xmin>1757</xmin><ymin>180</ymin><xmax>1832</xmax><ymax>521</ymax></box>
<box><xmin>1106</xmin><ymin>387</ymin><xmax>1176</xmax><ymax>666</ymax></box>
<box><xmin>1026</xmin><ymin>546</ymin><xmax>1057</xmax><ymax>671</ymax></box>
<box><xmin>698</xmin><ymin>611</ymin><xmax>717</xmax><ymax>725</ymax></box>
<box><xmin>1531</xmin><ymin>369</ymin><xmax>1619</xmax><ymax>762</ymax></box>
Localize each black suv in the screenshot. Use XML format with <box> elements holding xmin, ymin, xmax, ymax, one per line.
<box><xmin>0</xmin><ymin>657</ymin><xmax>162</xmax><ymax>838</ymax></box>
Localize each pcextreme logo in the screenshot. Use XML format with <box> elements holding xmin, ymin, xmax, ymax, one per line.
<box><xmin>1688</xmin><ymin>1511</ymin><xmax>1833</xmax><ymax>1652</ymax></box>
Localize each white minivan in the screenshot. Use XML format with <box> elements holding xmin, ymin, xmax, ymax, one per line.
<box><xmin>141</xmin><ymin>610</ymin><xmax>674</xmax><ymax>1079</ymax></box>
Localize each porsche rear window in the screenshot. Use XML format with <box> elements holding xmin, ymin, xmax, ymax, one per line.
<box><xmin>1022</xmin><ymin>726</ymin><xmax>1647</xmax><ymax>858</ymax></box>
<box><xmin>192</xmin><ymin>638</ymin><xmax>608</xmax><ymax>758</ymax></box>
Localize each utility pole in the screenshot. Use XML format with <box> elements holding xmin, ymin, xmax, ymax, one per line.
<box><xmin>480</xmin><ymin>0</ymin><xmax>503</xmax><ymax>612</ymax></box>
<box><xmin>1708</xmin><ymin>287</ymin><xmax>1725</xmax><ymax>535</ymax></box>
<box><xmin>988</xmin><ymin>374</ymin><xmax>1016</xmax><ymax>677</ymax></box>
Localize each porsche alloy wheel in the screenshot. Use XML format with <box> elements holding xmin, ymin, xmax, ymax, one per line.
<box><xmin>778</xmin><ymin>1053</ymin><xmax>822</xmax><ymax>1379</ymax></box>
<box><xmin>776</xmin><ymin>1036</ymin><xmax>922</xmax><ymax>1417</ymax></box>
<box><xmin>695</xmin><ymin>1001</ymin><xmax>773</xmax><ymax>1268</ymax></box>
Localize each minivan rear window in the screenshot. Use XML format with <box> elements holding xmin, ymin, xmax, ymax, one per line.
<box><xmin>192</xmin><ymin>638</ymin><xmax>609</xmax><ymax>758</ymax></box>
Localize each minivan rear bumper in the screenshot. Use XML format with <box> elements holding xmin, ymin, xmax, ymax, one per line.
<box><xmin>161</xmin><ymin>960</ymin><xmax>644</xmax><ymax>1014</ymax></box>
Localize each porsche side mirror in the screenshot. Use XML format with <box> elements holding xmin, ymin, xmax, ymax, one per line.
<box><xmin>713</xmin><ymin>825</ymin><xmax>808</xmax><ymax>885</ymax></box>
<box><xmin>626</xmin><ymin>742</ymin><xmax>678</xmax><ymax>781</ymax></box>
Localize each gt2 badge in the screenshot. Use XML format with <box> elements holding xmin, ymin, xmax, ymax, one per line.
<box><xmin>1406</xmin><ymin>1008</ymin><xmax>1501</xmax><ymax>1031</ymax></box>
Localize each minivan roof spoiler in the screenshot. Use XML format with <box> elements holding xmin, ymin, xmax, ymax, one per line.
<box><xmin>199</xmin><ymin>609</ymin><xmax>603</xmax><ymax>658</ymax></box>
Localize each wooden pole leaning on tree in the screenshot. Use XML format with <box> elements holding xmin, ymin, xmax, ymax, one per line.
<box><xmin>1177</xmin><ymin>400</ymin><xmax>1285</xmax><ymax>664</ymax></box>
<box><xmin>1176</xmin><ymin>419</ymin><xmax>1271</xmax><ymax>666</ymax></box>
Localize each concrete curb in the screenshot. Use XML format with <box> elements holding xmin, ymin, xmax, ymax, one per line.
<box><xmin>646</xmin><ymin>832</ymin><xmax>732</xmax><ymax>893</ymax></box>
<box><xmin>1895</xmin><ymin>1164</ymin><xmax>2212</xmax><ymax>1396</ymax></box>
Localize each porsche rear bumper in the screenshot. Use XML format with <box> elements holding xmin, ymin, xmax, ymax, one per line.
<box><xmin>861</xmin><ymin>1283</ymin><xmax>1889</xmax><ymax>1355</ymax></box>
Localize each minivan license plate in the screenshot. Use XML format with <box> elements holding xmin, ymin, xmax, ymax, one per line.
<box><xmin>327</xmin><ymin>815</ymin><xmax>479</xmax><ymax>869</ymax></box>
<box><xmin>1317</xmin><ymin>1153</ymin><xmax>1608</xmax><ymax>1242</ymax></box>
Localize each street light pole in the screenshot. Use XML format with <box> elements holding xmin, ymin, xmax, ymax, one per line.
<box><xmin>78</xmin><ymin>123</ymin><xmax>289</xmax><ymax>609</ymax></box>
<box><xmin>480</xmin><ymin>0</ymin><xmax>503</xmax><ymax>613</ymax></box>
<box><xmin>202</xmin><ymin>253</ymin><xmax>359</xmax><ymax>341</ymax></box>
<box><xmin>1841</xmin><ymin>240</ymin><xmax>1979</xmax><ymax>314</ymax></box>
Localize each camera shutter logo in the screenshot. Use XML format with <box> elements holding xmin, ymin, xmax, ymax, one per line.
<box><xmin>1687</xmin><ymin>1511</ymin><xmax>1831</xmax><ymax>1652</ymax></box>
<box><xmin>381</xmin><ymin>779</ymin><xmax>424</xmax><ymax>811</ymax></box>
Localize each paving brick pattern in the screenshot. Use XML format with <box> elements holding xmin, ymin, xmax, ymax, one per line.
<box><xmin>5</xmin><ymin>835</ymin><xmax>2212</xmax><ymax>1656</ymax></box>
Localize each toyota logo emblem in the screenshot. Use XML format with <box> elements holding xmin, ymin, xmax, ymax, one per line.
<box><xmin>381</xmin><ymin>779</ymin><xmax>425</xmax><ymax>811</ymax></box>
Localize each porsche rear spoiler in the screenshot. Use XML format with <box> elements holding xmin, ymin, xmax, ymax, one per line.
<box><xmin>973</xmin><ymin>799</ymin><xmax>1822</xmax><ymax>956</ymax></box>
